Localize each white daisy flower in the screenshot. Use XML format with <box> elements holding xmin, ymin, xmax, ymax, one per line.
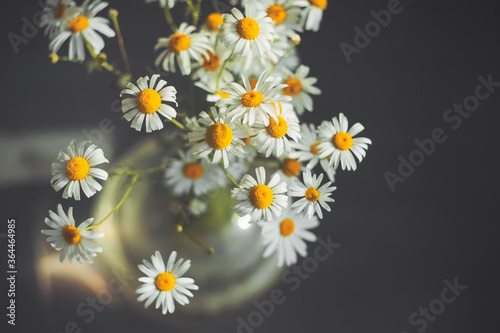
<box><xmin>192</xmin><ymin>38</ymin><xmax>234</xmax><ymax>90</ymax></box>
<box><xmin>49</xmin><ymin>0</ymin><xmax>116</xmax><ymax>61</ymax></box>
<box><xmin>252</xmin><ymin>103</ymin><xmax>301</xmax><ymax>157</ymax></box>
<box><xmin>289</xmin><ymin>168</ymin><xmax>336</xmax><ymax>219</ymax></box>
<box><xmin>40</xmin><ymin>0</ymin><xmax>76</xmax><ymax>39</ymax></box>
<box><xmin>188</xmin><ymin>107</ymin><xmax>247</xmax><ymax>169</ymax></box>
<box><xmin>317</xmin><ymin>113</ymin><xmax>372</xmax><ymax>171</ymax></box>
<box><xmin>120</xmin><ymin>74</ymin><xmax>178</xmax><ymax>133</ymax></box>
<box><xmin>145</xmin><ymin>0</ymin><xmax>179</xmax><ymax>8</ymax></box>
<box><xmin>231</xmin><ymin>166</ymin><xmax>288</xmax><ymax>223</ymax></box>
<box><xmin>155</xmin><ymin>22</ymin><xmax>213</xmax><ymax>76</ymax></box>
<box><xmin>289</xmin><ymin>123</ymin><xmax>336</xmax><ymax>181</ymax></box>
<box><xmin>136</xmin><ymin>251</ymin><xmax>199</xmax><ymax>315</ymax></box>
<box><xmin>255</xmin><ymin>0</ymin><xmax>303</xmax><ymax>37</ymax></box>
<box><xmin>281</xmin><ymin>65</ymin><xmax>321</xmax><ymax>115</ymax></box>
<box><xmin>260</xmin><ymin>205</ymin><xmax>318</xmax><ymax>267</ymax></box>
<box><xmin>218</xmin><ymin>70</ymin><xmax>291</xmax><ymax>126</ymax></box>
<box><xmin>294</xmin><ymin>0</ymin><xmax>327</xmax><ymax>32</ymax></box>
<box><xmin>51</xmin><ymin>140</ymin><xmax>109</xmax><ymax>201</ymax></box>
<box><xmin>41</xmin><ymin>204</ymin><xmax>103</xmax><ymax>264</ymax></box>
<box><xmin>165</xmin><ymin>151</ymin><xmax>226</xmax><ymax>197</ymax></box>
<box><xmin>220</xmin><ymin>5</ymin><xmax>275</xmax><ymax>58</ymax></box>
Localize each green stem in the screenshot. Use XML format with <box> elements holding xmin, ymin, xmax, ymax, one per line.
<box><xmin>216</xmin><ymin>50</ymin><xmax>234</xmax><ymax>92</ymax></box>
<box><xmin>193</xmin><ymin>0</ymin><xmax>203</xmax><ymax>26</ymax></box>
<box><xmin>101</xmin><ymin>61</ymin><xmax>122</xmax><ymax>76</ymax></box>
<box><xmin>109</xmin><ymin>163</ymin><xmax>169</xmax><ymax>177</ymax></box>
<box><xmin>169</xmin><ymin>118</ymin><xmax>187</xmax><ymax>131</ymax></box>
<box><xmin>225</xmin><ymin>168</ymin><xmax>240</xmax><ymax>187</ymax></box>
<box><xmin>82</xmin><ymin>35</ymin><xmax>97</xmax><ymax>59</ymax></box>
<box><xmin>84</xmin><ymin>174</ymin><xmax>139</xmax><ymax>231</ymax></box>
<box><xmin>270</xmin><ymin>42</ymin><xmax>296</xmax><ymax>76</ymax></box>
<box><xmin>111</xmin><ymin>13</ymin><xmax>131</xmax><ymax>74</ymax></box>
<box><xmin>164</xmin><ymin>5</ymin><xmax>177</xmax><ymax>31</ymax></box>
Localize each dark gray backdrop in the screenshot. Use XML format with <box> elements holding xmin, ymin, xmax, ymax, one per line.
<box><xmin>1</xmin><ymin>0</ymin><xmax>500</xmax><ymax>332</ymax></box>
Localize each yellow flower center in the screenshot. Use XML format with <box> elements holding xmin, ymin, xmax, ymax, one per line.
<box><xmin>281</xmin><ymin>158</ymin><xmax>300</xmax><ymax>177</ymax></box>
<box><xmin>69</xmin><ymin>15</ymin><xmax>89</xmax><ymax>33</ymax></box>
<box><xmin>249</xmin><ymin>184</ymin><xmax>274</xmax><ymax>209</ymax></box>
<box><xmin>249</xmin><ymin>78</ymin><xmax>258</xmax><ymax>90</ymax></box>
<box><xmin>241</xmin><ymin>91</ymin><xmax>263</xmax><ymax>108</ymax></box>
<box><xmin>168</xmin><ymin>33</ymin><xmax>191</xmax><ymax>54</ymax></box>
<box><xmin>136</xmin><ymin>89</ymin><xmax>162</xmax><ymax>114</ymax></box>
<box><xmin>206</xmin><ymin>13</ymin><xmax>224</xmax><ymax>31</ymax></box>
<box><xmin>308</xmin><ymin>0</ymin><xmax>328</xmax><ymax>10</ymax></box>
<box><xmin>155</xmin><ymin>272</ymin><xmax>176</xmax><ymax>292</ymax></box>
<box><xmin>53</xmin><ymin>3</ymin><xmax>66</xmax><ymax>19</ymax></box>
<box><xmin>206</xmin><ymin>123</ymin><xmax>233</xmax><ymax>150</ymax></box>
<box><xmin>66</xmin><ymin>157</ymin><xmax>90</xmax><ymax>181</ymax></box>
<box><xmin>267</xmin><ymin>5</ymin><xmax>287</xmax><ymax>25</ymax></box>
<box><xmin>283</xmin><ymin>78</ymin><xmax>302</xmax><ymax>96</ymax></box>
<box><xmin>310</xmin><ymin>142</ymin><xmax>321</xmax><ymax>155</ymax></box>
<box><xmin>62</xmin><ymin>225</ymin><xmax>81</xmax><ymax>245</ymax></box>
<box><xmin>279</xmin><ymin>218</ymin><xmax>295</xmax><ymax>237</ymax></box>
<box><xmin>236</xmin><ymin>17</ymin><xmax>260</xmax><ymax>40</ymax></box>
<box><xmin>183</xmin><ymin>162</ymin><xmax>204</xmax><ymax>180</ymax></box>
<box><xmin>243</xmin><ymin>137</ymin><xmax>252</xmax><ymax>145</ymax></box>
<box><xmin>216</xmin><ymin>91</ymin><xmax>230</xmax><ymax>99</ymax></box>
<box><xmin>332</xmin><ymin>132</ymin><xmax>353</xmax><ymax>151</ymax></box>
<box><xmin>266</xmin><ymin>116</ymin><xmax>288</xmax><ymax>138</ymax></box>
<box><xmin>305</xmin><ymin>187</ymin><xmax>320</xmax><ymax>202</ymax></box>
<box><xmin>202</xmin><ymin>52</ymin><xmax>220</xmax><ymax>71</ymax></box>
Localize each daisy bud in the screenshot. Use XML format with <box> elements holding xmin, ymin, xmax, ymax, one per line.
<box><xmin>49</xmin><ymin>53</ymin><xmax>59</xmax><ymax>64</ymax></box>
<box><xmin>207</xmin><ymin>247</ymin><xmax>215</xmax><ymax>255</ymax></box>
<box><xmin>290</xmin><ymin>34</ymin><xmax>301</xmax><ymax>45</ymax></box>
<box><xmin>97</xmin><ymin>53</ymin><xmax>107</xmax><ymax>64</ymax></box>
<box><xmin>108</xmin><ymin>9</ymin><xmax>118</xmax><ymax>19</ymax></box>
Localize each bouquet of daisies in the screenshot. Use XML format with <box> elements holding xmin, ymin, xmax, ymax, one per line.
<box><xmin>40</xmin><ymin>0</ymin><xmax>372</xmax><ymax>315</ymax></box>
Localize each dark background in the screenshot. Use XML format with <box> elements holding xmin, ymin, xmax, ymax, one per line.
<box><xmin>1</xmin><ymin>0</ymin><xmax>500</xmax><ymax>332</ymax></box>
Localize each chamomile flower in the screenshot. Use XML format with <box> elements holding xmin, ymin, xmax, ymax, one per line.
<box><xmin>231</xmin><ymin>166</ymin><xmax>288</xmax><ymax>223</ymax></box>
<box><xmin>49</xmin><ymin>0</ymin><xmax>115</xmax><ymax>61</ymax></box>
<box><xmin>295</xmin><ymin>0</ymin><xmax>327</xmax><ymax>32</ymax></box>
<box><xmin>220</xmin><ymin>5</ymin><xmax>275</xmax><ymax>58</ymax></box>
<box><xmin>120</xmin><ymin>74</ymin><xmax>178</xmax><ymax>133</ymax></box>
<box><xmin>192</xmin><ymin>39</ymin><xmax>233</xmax><ymax>89</ymax></box>
<box><xmin>317</xmin><ymin>113</ymin><xmax>372</xmax><ymax>171</ymax></box>
<box><xmin>165</xmin><ymin>151</ymin><xmax>226</xmax><ymax>197</ymax></box>
<box><xmin>260</xmin><ymin>205</ymin><xmax>318</xmax><ymax>267</ymax></box>
<box><xmin>136</xmin><ymin>251</ymin><xmax>199</xmax><ymax>315</ymax></box>
<box><xmin>218</xmin><ymin>70</ymin><xmax>291</xmax><ymax>126</ymax></box>
<box><xmin>41</xmin><ymin>204</ymin><xmax>103</xmax><ymax>264</ymax></box>
<box><xmin>256</xmin><ymin>0</ymin><xmax>303</xmax><ymax>37</ymax></box>
<box><xmin>289</xmin><ymin>168</ymin><xmax>335</xmax><ymax>219</ymax></box>
<box><xmin>252</xmin><ymin>103</ymin><xmax>301</xmax><ymax>157</ymax></box>
<box><xmin>40</xmin><ymin>0</ymin><xmax>75</xmax><ymax>38</ymax></box>
<box><xmin>188</xmin><ymin>107</ymin><xmax>247</xmax><ymax>169</ymax></box>
<box><xmin>289</xmin><ymin>123</ymin><xmax>336</xmax><ymax>181</ymax></box>
<box><xmin>155</xmin><ymin>22</ymin><xmax>213</xmax><ymax>76</ymax></box>
<box><xmin>51</xmin><ymin>140</ymin><xmax>109</xmax><ymax>201</ymax></box>
<box><xmin>289</xmin><ymin>123</ymin><xmax>320</xmax><ymax>167</ymax></box>
<box><xmin>145</xmin><ymin>0</ymin><xmax>179</xmax><ymax>8</ymax></box>
<box><xmin>281</xmin><ymin>65</ymin><xmax>321</xmax><ymax>115</ymax></box>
